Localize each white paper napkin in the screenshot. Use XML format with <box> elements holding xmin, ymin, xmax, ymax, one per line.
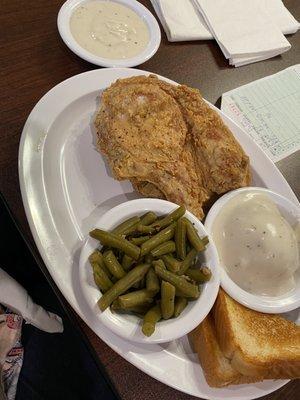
<box><xmin>259</xmin><ymin>0</ymin><xmax>300</xmax><ymax>35</ymax></box>
<box><xmin>151</xmin><ymin>0</ymin><xmax>299</xmax><ymax>43</ymax></box>
<box><xmin>150</xmin><ymin>0</ymin><xmax>213</xmax><ymax>41</ymax></box>
<box><xmin>229</xmin><ymin>50</ymin><xmax>291</xmax><ymax>68</ymax></box>
<box><xmin>195</xmin><ymin>0</ymin><xmax>291</xmax><ymax>66</ymax></box>
<box><xmin>0</xmin><ymin>268</ymin><xmax>63</xmax><ymax>333</ymax></box>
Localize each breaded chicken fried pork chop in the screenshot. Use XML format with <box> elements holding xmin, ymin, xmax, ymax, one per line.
<box><xmin>95</xmin><ymin>75</ymin><xmax>251</xmax><ymax>219</ymax></box>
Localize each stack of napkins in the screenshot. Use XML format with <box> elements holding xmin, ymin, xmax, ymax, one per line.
<box><xmin>151</xmin><ymin>0</ymin><xmax>213</xmax><ymax>41</ymax></box>
<box><xmin>194</xmin><ymin>0</ymin><xmax>291</xmax><ymax>66</ymax></box>
<box><xmin>151</xmin><ymin>0</ymin><xmax>300</xmax><ymax>66</ymax></box>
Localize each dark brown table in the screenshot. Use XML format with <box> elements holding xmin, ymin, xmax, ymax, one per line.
<box><xmin>1</xmin><ymin>1</ymin><xmax>299</xmax><ymax>399</ymax></box>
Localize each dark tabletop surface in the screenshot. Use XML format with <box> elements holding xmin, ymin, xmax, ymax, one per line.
<box><xmin>0</xmin><ymin>0</ymin><xmax>299</xmax><ymax>399</ymax></box>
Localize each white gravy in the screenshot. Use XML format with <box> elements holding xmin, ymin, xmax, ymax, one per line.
<box><xmin>70</xmin><ymin>1</ymin><xmax>150</xmax><ymax>59</ymax></box>
<box><xmin>211</xmin><ymin>192</ymin><xmax>299</xmax><ymax>296</ymax></box>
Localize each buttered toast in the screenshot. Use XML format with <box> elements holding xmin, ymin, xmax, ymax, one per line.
<box><xmin>189</xmin><ymin>314</ymin><xmax>260</xmax><ymax>387</ymax></box>
<box><xmin>189</xmin><ymin>289</ymin><xmax>300</xmax><ymax>387</ymax></box>
<box><xmin>213</xmin><ymin>289</ymin><xmax>300</xmax><ymax>379</ymax></box>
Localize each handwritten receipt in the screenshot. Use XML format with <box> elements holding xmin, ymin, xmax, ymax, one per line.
<box><xmin>221</xmin><ymin>65</ymin><xmax>300</xmax><ymax>162</ymax></box>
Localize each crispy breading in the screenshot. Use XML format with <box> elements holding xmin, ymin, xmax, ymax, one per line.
<box><xmin>95</xmin><ymin>75</ymin><xmax>251</xmax><ymax>219</ymax></box>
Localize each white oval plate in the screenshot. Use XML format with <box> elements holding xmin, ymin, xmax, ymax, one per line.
<box><xmin>19</xmin><ymin>68</ymin><xmax>299</xmax><ymax>399</ymax></box>
<box><xmin>57</xmin><ymin>0</ymin><xmax>161</xmax><ymax>67</ymax></box>
<box><xmin>80</xmin><ymin>198</ymin><xmax>220</xmax><ymax>344</ymax></box>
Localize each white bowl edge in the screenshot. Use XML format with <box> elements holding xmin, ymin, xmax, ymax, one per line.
<box><xmin>79</xmin><ymin>198</ymin><xmax>220</xmax><ymax>344</ymax></box>
<box><xmin>57</xmin><ymin>0</ymin><xmax>161</xmax><ymax>67</ymax></box>
<box><xmin>205</xmin><ymin>187</ymin><xmax>300</xmax><ymax>314</ymax></box>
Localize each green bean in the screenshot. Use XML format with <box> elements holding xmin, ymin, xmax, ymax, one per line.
<box><xmin>130</xmin><ymin>305</ymin><xmax>152</xmax><ymax>315</ymax></box>
<box><xmin>185</xmin><ymin>267</ymin><xmax>212</xmax><ymax>283</ymax></box>
<box><xmin>142</xmin><ymin>304</ymin><xmax>162</xmax><ymax>337</ymax></box>
<box><xmin>161</xmin><ymin>281</ymin><xmax>175</xmax><ymax>319</ymax></box>
<box><xmin>175</xmin><ymin>285</ymin><xmax>202</xmax><ymax>298</ymax></box>
<box><xmin>112</xmin><ymin>216</ymin><xmax>140</xmax><ymax>235</ymax></box>
<box><xmin>154</xmin><ymin>264</ymin><xmax>200</xmax><ymax>299</ymax></box>
<box><xmin>132</xmin><ymin>281</ymin><xmax>140</xmax><ymax>289</ymax></box>
<box><xmin>115</xmin><ymin>249</ymin><xmax>124</xmax><ymax>264</ymax></box>
<box><xmin>89</xmin><ymin>250</ymin><xmax>111</xmax><ymax>277</ymax></box>
<box><xmin>103</xmin><ymin>250</ymin><xmax>126</xmax><ymax>279</ymax></box>
<box><xmin>202</xmin><ymin>236</ymin><xmax>209</xmax><ymax>246</ymax></box>
<box><xmin>89</xmin><ymin>249</ymin><xmax>104</xmax><ymax>265</ymax></box>
<box><xmin>132</xmin><ymin>276</ymin><xmax>146</xmax><ymax>290</ymax></box>
<box><xmin>140</xmin><ymin>223</ymin><xmax>176</xmax><ymax>256</ymax></box>
<box><xmin>90</xmin><ymin>229</ymin><xmax>140</xmax><ymax>260</ymax></box>
<box><xmin>110</xmin><ymin>299</ymin><xmax>121</xmax><ymax>311</ymax></box>
<box><xmin>150</xmin><ymin>205</ymin><xmax>186</xmax><ymax>231</ymax></box>
<box><xmin>175</xmin><ymin>288</ymin><xmax>191</xmax><ymax>298</ymax></box>
<box><xmin>110</xmin><ymin>299</ymin><xmax>151</xmax><ymax>314</ymax></box>
<box><xmin>150</xmin><ymin>241</ymin><xmax>176</xmax><ymax>257</ymax></box>
<box><xmin>118</xmin><ymin>289</ymin><xmax>154</xmax><ymax>309</ymax></box>
<box><xmin>91</xmin><ymin>264</ymin><xmax>113</xmax><ymax>293</ymax></box>
<box><xmin>162</xmin><ymin>254</ymin><xmax>181</xmax><ymax>273</ymax></box>
<box><xmin>146</xmin><ymin>268</ymin><xmax>160</xmax><ymax>294</ymax></box>
<box><xmin>152</xmin><ymin>259</ymin><xmax>166</xmax><ymax>269</ymax></box>
<box><xmin>130</xmin><ymin>236</ymin><xmax>150</xmax><ymax>245</ymax></box>
<box><xmin>136</xmin><ymin>224</ymin><xmax>157</xmax><ymax>234</ymax></box>
<box><xmin>122</xmin><ymin>222</ymin><xmax>142</xmax><ymax>236</ymax></box>
<box><xmin>135</xmin><ymin>275</ymin><xmax>146</xmax><ymax>290</ymax></box>
<box><xmin>174</xmin><ymin>297</ymin><xmax>188</xmax><ymax>317</ymax></box>
<box><xmin>183</xmin><ymin>218</ymin><xmax>206</xmax><ymax>252</ymax></box>
<box><xmin>140</xmin><ymin>211</ymin><xmax>157</xmax><ymax>226</ymax></box>
<box><xmin>140</xmin><ymin>275</ymin><xmax>146</xmax><ymax>289</ymax></box>
<box><xmin>178</xmin><ymin>248</ymin><xmax>198</xmax><ymax>275</ymax></box>
<box><xmin>175</xmin><ymin>218</ymin><xmax>186</xmax><ymax>260</ymax></box>
<box><xmin>121</xmin><ymin>254</ymin><xmax>135</xmax><ymax>271</ymax></box>
<box><xmin>98</xmin><ymin>263</ymin><xmax>151</xmax><ymax>311</ymax></box>
<box><xmin>145</xmin><ymin>254</ymin><xmax>154</xmax><ymax>264</ymax></box>
<box><xmin>100</xmin><ymin>245</ymin><xmax>111</xmax><ymax>254</ymax></box>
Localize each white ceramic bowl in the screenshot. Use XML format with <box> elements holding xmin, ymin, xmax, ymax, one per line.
<box><xmin>205</xmin><ymin>187</ymin><xmax>300</xmax><ymax>314</ymax></box>
<box><xmin>57</xmin><ymin>0</ymin><xmax>161</xmax><ymax>67</ymax></box>
<box><xmin>79</xmin><ymin>198</ymin><xmax>220</xmax><ymax>344</ymax></box>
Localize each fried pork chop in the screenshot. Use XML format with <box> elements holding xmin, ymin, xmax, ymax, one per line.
<box><xmin>95</xmin><ymin>75</ymin><xmax>251</xmax><ymax>219</ymax></box>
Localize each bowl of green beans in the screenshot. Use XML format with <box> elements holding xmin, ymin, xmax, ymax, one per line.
<box><xmin>79</xmin><ymin>199</ymin><xmax>220</xmax><ymax>344</ymax></box>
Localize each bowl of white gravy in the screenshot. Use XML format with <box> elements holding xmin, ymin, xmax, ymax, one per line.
<box><xmin>58</xmin><ymin>0</ymin><xmax>161</xmax><ymax>67</ymax></box>
<box><xmin>205</xmin><ymin>187</ymin><xmax>300</xmax><ymax>313</ymax></box>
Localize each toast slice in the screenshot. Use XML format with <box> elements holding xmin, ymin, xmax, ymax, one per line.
<box><xmin>189</xmin><ymin>314</ymin><xmax>261</xmax><ymax>387</ymax></box>
<box><xmin>213</xmin><ymin>289</ymin><xmax>300</xmax><ymax>379</ymax></box>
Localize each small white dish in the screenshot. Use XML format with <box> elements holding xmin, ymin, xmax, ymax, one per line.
<box><xmin>79</xmin><ymin>198</ymin><xmax>220</xmax><ymax>344</ymax></box>
<box><xmin>57</xmin><ymin>0</ymin><xmax>161</xmax><ymax>67</ymax></box>
<box><xmin>205</xmin><ymin>187</ymin><xmax>300</xmax><ymax>314</ymax></box>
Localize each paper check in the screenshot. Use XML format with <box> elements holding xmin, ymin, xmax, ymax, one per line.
<box><xmin>221</xmin><ymin>65</ymin><xmax>300</xmax><ymax>162</ymax></box>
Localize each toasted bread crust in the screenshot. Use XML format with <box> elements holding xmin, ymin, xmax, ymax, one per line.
<box><xmin>213</xmin><ymin>289</ymin><xmax>300</xmax><ymax>378</ymax></box>
<box><xmin>189</xmin><ymin>315</ymin><xmax>261</xmax><ymax>387</ymax></box>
